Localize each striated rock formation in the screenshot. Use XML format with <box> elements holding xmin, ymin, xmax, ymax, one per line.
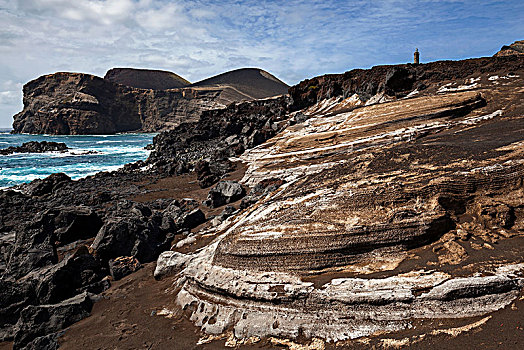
<box><xmin>12</xmin><ymin>68</ymin><xmax>289</xmax><ymax>135</ymax></box>
<box><xmin>494</xmin><ymin>39</ymin><xmax>524</xmax><ymax>57</ymax></box>
<box><xmin>104</xmin><ymin>68</ymin><xmax>190</xmax><ymax>90</ymax></box>
<box><xmin>156</xmin><ymin>55</ymin><xmax>524</xmax><ymax>344</ymax></box>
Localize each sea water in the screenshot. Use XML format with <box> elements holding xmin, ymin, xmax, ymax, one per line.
<box><xmin>0</xmin><ymin>128</ymin><xmax>155</xmax><ymax>188</ymax></box>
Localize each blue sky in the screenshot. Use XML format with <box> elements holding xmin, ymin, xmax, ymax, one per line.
<box><xmin>0</xmin><ymin>0</ymin><xmax>522</xmax><ymax>128</ymax></box>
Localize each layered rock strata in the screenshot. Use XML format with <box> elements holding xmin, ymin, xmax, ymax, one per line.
<box><xmin>163</xmin><ymin>58</ymin><xmax>524</xmax><ymax>343</ymax></box>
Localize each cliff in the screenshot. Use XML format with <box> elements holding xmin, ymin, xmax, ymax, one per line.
<box><xmin>11</xmin><ymin>68</ymin><xmax>289</xmax><ymax>135</ymax></box>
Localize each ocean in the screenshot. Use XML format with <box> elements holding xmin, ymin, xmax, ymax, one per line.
<box><xmin>0</xmin><ymin>129</ymin><xmax>155</xmax><ymax>189</ymax></box>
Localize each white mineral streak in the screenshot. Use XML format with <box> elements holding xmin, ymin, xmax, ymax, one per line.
<box><xmin>241</xmin><ymin>91</ymin><xmax>488</xmax><ymax>185</ymax></box>
<box><xmin>175</xmin><ymin>253</ymin><xmax>524</xmax><ymax>342</ymax></box>
<box><xmin>438</xmin><ymin>82</ymin><xmax>479</xmax><ymax>93</ymax></box>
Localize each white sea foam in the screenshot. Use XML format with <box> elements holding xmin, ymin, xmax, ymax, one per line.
<box><xmin>0</xmin><ymin>133</ymin><xmax>154</xmax><ymax>187</ymax></box>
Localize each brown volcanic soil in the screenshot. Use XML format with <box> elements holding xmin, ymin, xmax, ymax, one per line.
<box><xmin>57</xmin><ymin>263</ymin><xmax>235</xmax><ymax>350</ymax></box>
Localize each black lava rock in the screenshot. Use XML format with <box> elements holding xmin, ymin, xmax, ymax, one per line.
<box><xmin>204</xmin><ymin>181</ymin><xmax>246</xmax><ymax>208</ymax></box>
<box><xmin>0</xmin><ymin>141</ymin><xmax>68</xmax><ymax>155</ymax></box>
<box><xmin>13</xmin><ymin>292</ymin><xmax>94</xmax><ymax>349</ymax></box>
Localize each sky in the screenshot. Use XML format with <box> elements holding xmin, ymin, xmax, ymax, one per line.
<box><xmin>0</xmin><ymin>0</ymin><xmax>523</xmax><ymax>128</ymax></box>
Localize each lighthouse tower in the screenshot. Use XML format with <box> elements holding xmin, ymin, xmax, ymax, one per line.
<box><xmin>414</xmin><ymin>48</ymin><xmax>420</xmax><ymax>64</ymax></box>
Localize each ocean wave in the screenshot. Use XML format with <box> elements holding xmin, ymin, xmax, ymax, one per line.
<box><xmin>0</xmin><ymin>133</ymin><xmax>154</xmax><ymax>187</ymax></box>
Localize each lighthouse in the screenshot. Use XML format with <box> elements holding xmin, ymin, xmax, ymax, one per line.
<box><xmin>414</xmin><ymin>48</ymin><xmax>420</xmax><ymax>64</ymax></box>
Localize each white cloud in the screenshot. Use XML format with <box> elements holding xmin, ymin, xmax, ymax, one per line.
<box><xmin>0</xmin><ymin>0</ymin><xmax>522</xmax><ymax>127</ymax></box>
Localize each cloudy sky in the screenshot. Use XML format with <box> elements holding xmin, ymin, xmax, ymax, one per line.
<box><xmin>0</xmin><ymin>0</ymin><xmax>522</xmax><ymax>127</ymax></box>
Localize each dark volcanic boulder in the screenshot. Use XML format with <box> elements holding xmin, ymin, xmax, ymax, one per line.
<box><xmin>21</xmin><ymin>173</ymin><xmax>72</xmax><ymax>197</ymax></box>
<box><xmin>0</xmin><ymin>141</ymin><xmax>67</xmax><ymax>155</ymax></box>
<box><xmin>51</xmin><ymin>206</ymin><xmax>103</xmax><ymax>245</ymax></box>
<box><xmin>13</xmin><ymin>292</ymin><xmax>93</xmax><ymax>349</ymax></box>
<box><xmin>204</xmin><ymin>181</ymin><xmax>246</xmax><ymax>208</ymax></box>
<box><xmin>30</xmin><ymin>246</ymin><xmax>107</xmax><ymax>305</ymax></box>
<box><xmin>5</xmin><ymin>213</ymin><xmax>57</xmax><ymax>279</ymax></box>
<box><xmin>161</xmin><ymin>200</ymin><xmax>205</xmax><ymax>232</ymax></box>
<box><xmin>195</xmin><ymin>160</ymin><xmax>219</xmax><ymax>188</ymax></box>
<box><xmin>91</xmin><ymin>201</ymin><xmax>166</xmax><ymax>264</ymax></box>
<box><xmin>24</xmin><ymin>331</ymin><xmax>61</xmax><ymax>350</ymax></box>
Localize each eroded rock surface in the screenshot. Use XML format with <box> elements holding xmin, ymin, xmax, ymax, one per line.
<box><xmin>159</xmin><ymin>55</ymin><xmax>524</xmax><ymax>344</ymax></box>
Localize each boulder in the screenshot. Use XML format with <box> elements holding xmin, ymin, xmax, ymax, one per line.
<box><xmin>195</xmin><ymin>160</ymin><xmax>218</xmax><ymax>188</ymax></box>
<box><xmin>24</xmin><ymin>331</ymin><xmax>61</xmax><ymax>350</ymax></box>
<box><xmin>161</xmin><ymin>200</ymin><xmax>205</xmax><ymax>232</ymax></box>
<box><xmin>91</xmin><ymin>201</ymin><xmax>167</xmax><ymax>264</ymax></box>
<box><xmin>21</xmin><ymin>173</ymin><xmax>72</xmax><ymax>197</ymax></box>
<box><xmin>154</xmin><ymin>251</ymin><xmax>191</xmax><ymax>280</ymax></box>
<box><xmin>108</xmin><ymin>256</ymin><xmax>141</xmax><ymax>281</ymax></box>
<box><xmin>51</xmin><ymin>206</ymin><xmax>103</xmax><ymax>245</ymax></box>
<box><xmin>204</xmin><ymin>181</ymin><xmax>246</xmax><ymax>208</ymax></box>
<box><xmin>5</xmin><ymin>213</ymin><xmax>57</xmax><ymax>279</ymax></box>
<box><xmin>13</xmin><ymin>292</ymin><xmax>94</xmax><ymax>349</ymax></box>
<box><xmin>29</xmin><ymin>246</ymin><xmax>107</xmax><ymax>304</ymax></box>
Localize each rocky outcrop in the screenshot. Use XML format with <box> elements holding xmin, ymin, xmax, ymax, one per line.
<box><xmin>11</xmin><ymin>72</ymin><xmax>224</xmax><ymax>134</ymax></box>
<box><xmin>288</xmin><ymin>55</ymin><xmax>523</xmax><ymax>111</ymax></box>
<box><xmin>104</xmin><ymin>68</ymin><xmax>190</xmax><ymax>90</ymax></box>
<box><xmin>147</xmin><ymin>95</ymin><xmax>292</xmax><ymax>180</ymax></box>
<box><xmin>494</xmin><ymin>39</ymin><xmax>524</xmax><ymax>57</ymax></box>
<box><xmin>13</xmin><ymin>291</ymin><xmax>94</xmax><ymax>349</ymax></box>
<box><xmin>158</xmin><ymin>55</ymin><xmax>524</xmax><ymax>343</ymax></box>
<box><xmin>12</xmin><ymin>68</ymin><xmax>289</xmax><ymax>135</ymax></box>
<box><xmin>0</xmin><ymin>141</ymin><xmax>67</xmax><ymax>155</ymax></box>
<box><xmin>19</xmin><ymin>173</ymin><xmax>72</xmax><ymax>197</ymax></box>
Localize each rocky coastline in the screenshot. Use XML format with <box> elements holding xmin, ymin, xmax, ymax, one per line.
<box><xmin>1</xmin><ymin>54</ymin><xmax>524</xmax><ymax>349</ymax></box>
